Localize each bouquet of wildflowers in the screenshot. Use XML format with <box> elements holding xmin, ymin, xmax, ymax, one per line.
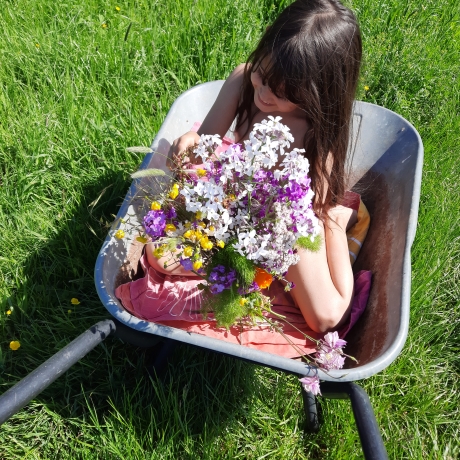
<box><xmin>121</xmin><ymin>116</ymin><xmax>351</xmax><ymax>394</ymax></box>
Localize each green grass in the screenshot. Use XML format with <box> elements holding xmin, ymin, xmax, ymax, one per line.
<box><xmin>1</xmin><ymin>0</ymin><xmax>459</xmax><ymax>458</ymax></box>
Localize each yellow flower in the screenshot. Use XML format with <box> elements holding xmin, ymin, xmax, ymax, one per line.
<box><xmin>239</xmin><ymin>298</ymin><xmax>247</xmax><ymax>306</ymax></box>
<box><xmin>150</xmin><ymin>201</ymin><xmax>161</xmax><ymax>210</ymax></box>
<box><xmin>196</xmin><ymin>169</ymin><xmax>207</xmax><ymax>177</ymax></box>
<box><xmin>364</xmin><ymin>85</ymin><xmax>370</xmax><ymax>91</ymax></box>
<box><xmin>183</xmin><ymin>246</ymin><xmax>194</xmax><ymax>257</ymax></box>
<box><xmin>193</xmin><ymin>260</ymin><xmax>203</xmax><ymax>271</ymax></box>
<box><xmin>217</xmin><ymin>240</ymin><xmax>225</xmax><ymax>248</ymax></box>
<box><xmin>115</xmin><ymin>6</ymin><xmax>121</xmax><ymax>11</ymax></box>
<box><xmin>71</xmin><ymin>298</ymin><xmax>80</xmax><ymax>305</ymax></box>
<box><xmin>35</xmin><ymin>43</ymin><xmax>40</xmax><ymax>48</ymax></box>
<box><xmin>198</xmin><ymin>222</ymin><xmax>206</xmax><ymax>228</ymax></box>
<box><xmin>102</xmin><ymin>23</ymin><xmax>108</xmax><ymax>29</ymax></box>
<box><xmin>153</xmin><ymin>246</ymin><xmax>165</xmax><ymax>258</ymax></box>
<box><xmin>136</xmin><ymin>236</ymin><xmax>148</xmax><ymax>244</ymax></box>
<box><xmin>184</xmin><ymin>222</ymin><xmax>191</xmax><ymax>229</ymax></box>
<box><xmin>183</xmin><ymin>230</ymin><xmax>193</xmax><ymax>239</ymax></box>
<box><xmin>6</xmin><ymin>310</ymin><xmax>12</xmax><ymax>315</ymax></box>
<box><xmin>195</xmin><ymin>211</ymin><xmax>203</xmax><ymax>220</ymax></box>
<box><xmin>165</xmin><ymin>223</ymin><xmax>176</xmax><ymax>233</ymax></box>
<box><xmin>10</xmin><ymin>341</ymin><xmax>21</xmax><ymax>351</ymax></box>
<box><xmin>115</xmin><ymin>229</ymin><xmax>125</xmax><ymax>239</ymax></box>
<box><xmin>228</xmin><ymin>194</ymin><xmax>236</xmax><ymax>201</ymax></box>
<box><xmin>68</xmin><ymin>309</ymin><xmax>72</xmax><ymax>314</ymax></box>
<box><xmin>169</xmin><ymin>186</ymin><xmax>179</xmax><ymax>199</ymax></box>
<box><xmin>208</xmin><ymin>225</ymin><xmax>216</xmax><ymax>232</ymax></box>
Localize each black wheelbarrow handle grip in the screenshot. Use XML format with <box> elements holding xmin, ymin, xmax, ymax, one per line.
<box><xmin>0</xmin><ymin>319</ymin><xmax>116</xmax><ymax>425</ymax></box>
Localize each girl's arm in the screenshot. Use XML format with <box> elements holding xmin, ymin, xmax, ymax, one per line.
<box><xmin>167</xmin><ymin>64</ymin><xmax>245</xmax><ymax>163</ymax></box>
<box><xmin>285</xmin><ymin>206</ymin><xmax>355</xmax><ymax>333</ymax></box>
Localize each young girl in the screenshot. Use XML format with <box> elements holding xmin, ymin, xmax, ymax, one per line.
<box><xmin>146</xmin><ymin>0</ymin><xmax>364</xmax><ymax>334</ymax></box>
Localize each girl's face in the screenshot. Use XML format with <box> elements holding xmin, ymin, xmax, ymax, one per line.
<box><xmin>250</xmin><ymin>62</ymin><xmax>299</xmax><ymax>114</ymax></box>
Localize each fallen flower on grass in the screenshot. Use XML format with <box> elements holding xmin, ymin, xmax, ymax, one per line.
<box><xmin>10</xmin><ymin>341</ymin><xmax>21</xmax><ymax>351</ymax></box>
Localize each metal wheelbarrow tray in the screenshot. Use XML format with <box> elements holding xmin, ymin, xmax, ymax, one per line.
<box><xmin>0</xmin><ymin>81</ymin><xmax>423</xmax><ymax>459</ymax></box>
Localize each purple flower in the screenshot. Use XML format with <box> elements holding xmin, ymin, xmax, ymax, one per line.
<box><xmin>210</xmin><ymin>283</ymin><xmax>225</xmax><ymax>294</ymax></box>
<box><xmin>238</xmin><ymin>281</ymin><xmax>260</xmax><ymax>296</ymax></box>
<box><xmin>143</xmin><ymin>210</ymin><xmax>166</xmax><ymax>237</ymax></box>
<box><xmin>180</xmin><ymin>258</ymin><xmax>193</xmax><ymax>271</ymax></box>
<box><xmin>299</xmin><ymin>375</ymin><xmax>321</xmax><ymax>396</ymax></box>
<box><xmin>316</xmin><ymin>350</ymin><xmax>346</xmax><ymax>370</ymax></box>
<box><xmin>322</xmin><ymin>331</ymin><xmax>347</xmax><ymax>351</ymax></box>
<box><xmin>165</xmin><ymin>207</ymin><xmax>177</xmax><ymax>219</ymax></box>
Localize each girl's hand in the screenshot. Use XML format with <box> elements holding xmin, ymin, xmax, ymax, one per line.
<box><xmin>167</xmin><ymin>131</ymin><xmax>201</xmax><ymax>169</ymax></box>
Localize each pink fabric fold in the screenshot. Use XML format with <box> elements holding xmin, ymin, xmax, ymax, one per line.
<box><xmin>115</xmin><ymin>251</ymin><xmax>372</xmax><ymax>358</ymax></box>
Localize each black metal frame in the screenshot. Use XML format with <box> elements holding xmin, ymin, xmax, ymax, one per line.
<box><xmin>0</xmin><ymin>320</ymin><xmax>388</xmax><ymax>459</ymax></box>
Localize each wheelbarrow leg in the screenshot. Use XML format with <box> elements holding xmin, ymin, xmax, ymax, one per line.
<box><xmin>321</xmin><ymin>382</ymin><xmax>388</xmax><ymax>460</ymax></box>
<box><xmin>145</xmin><ymin>339</ymin><xmax>178</xmax><ymax>380</ymax></box>
<box><xmin>300</xmin><ymin>382</ymin><xmax>320</xmax><ymax>432</ymax></box>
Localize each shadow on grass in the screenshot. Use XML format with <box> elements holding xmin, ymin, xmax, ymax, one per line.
<box><xmin>2</xmin><ymin>167</ymin><xmax>271</xmax><ymax>449</ymax></box>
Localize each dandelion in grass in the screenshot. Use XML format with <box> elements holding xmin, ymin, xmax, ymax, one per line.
<box><xmin>6</xmin><ymin>310</ymin><xmax>12</xmax><ymax>315</ymax></box>
<box><xmin>364</xmin><ymin>85</ymin><xmax>370</xmax><ymax>91</ymax></box>
<box><xmin>115</xmin><ymin>229</ymin><xmax>125</xmax><ymax>239</ymax></box>
<box><xmin>71</xmin><ymin>298</ymin><xmax>80</xmax><ymax>305</ymax></box>
<box><xmin>35</xmin><ymin>43</ymin><xmax>40</xmax><ymax>48</ymax></box>
<box><xmin>115</xmin><ymin>6</ymin><xmax>121</xmax><ymax>11</ymax></box>
<box><xmin>102</xmin><ymin>23</ymin><xmax>108</xmax><ymax>29</ymax></box>
<box><xmin>10</xmin><ymin>341</ymin><xmax>21</xmax><ymax>351</ymax></box>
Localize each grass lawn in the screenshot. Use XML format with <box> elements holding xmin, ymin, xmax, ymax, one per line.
<box><xmin>1</xmin><ymin>0</ymin><xmax>459</xmax><ymax>458</ymax></box>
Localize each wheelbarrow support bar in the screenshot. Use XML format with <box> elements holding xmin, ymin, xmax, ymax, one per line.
<box><xmin>321</xmin><ymin>382</ymin><xmax>388</xmax><ymax>460</ymax></box>
<box><xmin>0</xmin><ymin>319</ymin><xmax>116</xmax><ymax>425</ymax></box>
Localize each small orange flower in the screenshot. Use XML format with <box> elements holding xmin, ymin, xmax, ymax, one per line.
<box><xmin>254</xmin><ymin>267</ymin><xmax>273</xmax><ymax>289</ymax></box>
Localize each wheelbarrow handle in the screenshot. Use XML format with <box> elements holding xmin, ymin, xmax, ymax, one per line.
<box><xmin>0</xmin><ymin>319</ymin><xmax>116</xmax><ymax>425</ymax></box>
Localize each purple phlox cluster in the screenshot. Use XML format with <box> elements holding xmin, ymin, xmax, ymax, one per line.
<box><xmin>143</xmin><ymin>210</ymin><xmax>166</xmax><ymax>237</ymax></box>
<box><xmin>172</xmin><ymin>116</ymin><xmax>320</xmax><ymax>277</ymax></box>
<box><xmin>208</xmin><ymin>265</ymin><xmax>237</xmax><ymax>294</ymax></box>
<box><xmin>315</xmin><ymin>331</ymin><xmax>347</xmax><ymax>371</ymax></box>
<box><xmin>299</xmin><ymin>375</ymin><xmax>321</xmax><ymax>396</ymax></box>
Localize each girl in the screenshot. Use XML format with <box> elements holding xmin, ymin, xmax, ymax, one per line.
<box><xmin>144</xmin><ymin>0</ymin><xmax>366</xmax><ymax>335</ymax></box>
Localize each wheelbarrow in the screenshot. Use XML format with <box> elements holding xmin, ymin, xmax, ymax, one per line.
<box><xmin>0</xmin><ymin>81</ymin><xmax>423</xmax><ymax>459</ymax></box>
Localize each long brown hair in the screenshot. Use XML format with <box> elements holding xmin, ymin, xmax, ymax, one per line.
<box><xmin>235</xmin><ymin>0</ymin><xmax>362</xmax><ymax>218</ymax></box>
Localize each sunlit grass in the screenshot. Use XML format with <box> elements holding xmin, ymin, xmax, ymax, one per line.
<box><xmin>1</xmin><ymin>0</ymin><xmax>459</xmax><ymax>458</ymax></box>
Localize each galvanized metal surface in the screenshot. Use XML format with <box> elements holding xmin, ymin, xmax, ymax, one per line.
<box><xmin>95</xmin><ymin>81</ymin><xmax>424</xmax><ymax>382</ymax></box>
